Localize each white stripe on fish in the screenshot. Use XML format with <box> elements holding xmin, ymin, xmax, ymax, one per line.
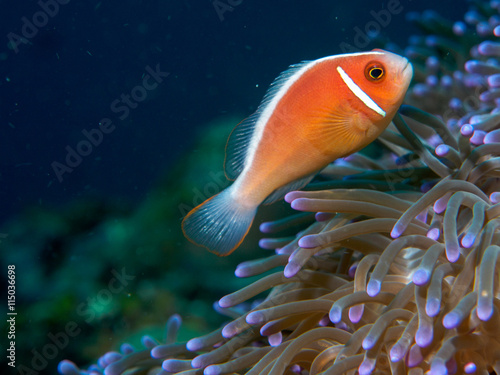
<box><xmin>336</xmin><ymin>66</ymin><xmax>386</xmax><ymax>117</ymax></box>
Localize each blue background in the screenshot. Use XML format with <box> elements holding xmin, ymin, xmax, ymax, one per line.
<box><xmin>0</xmin><ymin>0</ymin><xmax>468</xmax><ymax>224</ymax></box>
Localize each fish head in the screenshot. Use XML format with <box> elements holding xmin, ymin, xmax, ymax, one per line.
<box><xmin>332</xmin><ymin>49</ymin><xmax>413</xmax><ymax>142</ymax></box>
<box><xmin>300</xmin><ymin>49</ymin><xmax>413</xmax><ymax>159</ymax></box>
<box><xmin>367</xmin><ymin>48</ymin><xmax>413</xmax><ymax>106</ymax></box>
<box><xmin>341</xmin><ymin>48</ymin><xmax>413</xmax><ymax>120</ymax></box>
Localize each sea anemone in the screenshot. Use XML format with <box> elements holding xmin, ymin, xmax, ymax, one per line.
<box><xmin>59</xmin><ymin>2</ymin><xmax>500</xmax><ymax>374</ymax></box>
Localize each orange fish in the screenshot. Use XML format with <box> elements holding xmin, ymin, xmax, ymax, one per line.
<box><xmin>182</xmin><ymin>49</ymin><xmax>413</xmax><ymax>255</ymax></box>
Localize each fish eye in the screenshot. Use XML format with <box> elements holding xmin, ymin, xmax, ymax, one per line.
<box><xmin>364</xmin><ymin>62</ymin><xmax>385</xmax><ymax>82</ymax></box>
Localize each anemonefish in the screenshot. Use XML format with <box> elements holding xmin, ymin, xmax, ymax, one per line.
<box><xmin>182</xmin><ymin>49</ymin><xmax>413</xmax><ymax>256</ymax></box>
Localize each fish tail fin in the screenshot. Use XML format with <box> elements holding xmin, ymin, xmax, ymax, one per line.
<box><xmin>181</xmin><ymin>189</ymin><xmax>256</xmax><ymax>256</ymax></box>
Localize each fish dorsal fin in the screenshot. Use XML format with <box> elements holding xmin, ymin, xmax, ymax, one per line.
<box><xmin>224</xmin><ymin>60</ymin><xmax>314</xmax><ymax>181</ymax></box>
<box><xmin>224</xmin><ymin>113</ymin><xmax>259</xmax><ymax>180</ymax></box>
<box><xmin>263</xmin><ymin>173</ymin><xmax>316</xmax><ymax>205</ymax></box>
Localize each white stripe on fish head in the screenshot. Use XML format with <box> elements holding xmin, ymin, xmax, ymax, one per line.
<box><xmin>336</xmin><ymin>66</ymin><xmax>386</xmax><ymax>117</ymax></box>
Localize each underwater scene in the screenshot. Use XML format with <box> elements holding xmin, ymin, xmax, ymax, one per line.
<box><xmin>1</xmin><ymin>0</ymin><xmax>500</xmax><ymax>374</ymax></box>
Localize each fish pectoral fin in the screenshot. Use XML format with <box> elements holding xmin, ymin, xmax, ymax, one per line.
<box><xmin>306</xmin><ymin>104</ymin><xmax>364</xmax><ymax>154</ymax></box>
<box><xmin>262</xmin><ymin>173</ymin><xmax>317</xmax><ymax>205</ymax></box>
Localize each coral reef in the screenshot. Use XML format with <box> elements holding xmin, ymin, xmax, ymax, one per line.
<box><xmin>59</xmin><ymin>2</ymin><xmax>500</xmax><ymax>374</ymax></box>
<box><xmin>0</xmin><ymin>118</ymin><xmax>246</xmax><ymax>371</ymax></box>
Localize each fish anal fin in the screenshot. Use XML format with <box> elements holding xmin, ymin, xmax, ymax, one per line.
<box><xmin>262</xmin><ymin>173</ymin><xmax>316</xmax><ymax>205</ymax></box>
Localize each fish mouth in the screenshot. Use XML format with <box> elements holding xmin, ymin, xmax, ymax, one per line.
<box><xmin>402</xmin><ymin>59</ymin><xmax>411</xmax><ymax>72</ymax></box>
<box><xmin>400</xmin><ymin>59</ymin><xmax>413</xmax><ymax>80</ymax></box>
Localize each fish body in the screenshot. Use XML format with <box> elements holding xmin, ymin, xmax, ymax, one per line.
<box><xmin>182</xmin><ymin>49</ymin><xmax>413</xmax><ymax>255</ymax></box>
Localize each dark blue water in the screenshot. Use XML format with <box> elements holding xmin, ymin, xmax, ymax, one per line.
<box><xmin>0</xmin><ymin>0</ymin><xmax>469</xmax><ymax>224</ymax></box>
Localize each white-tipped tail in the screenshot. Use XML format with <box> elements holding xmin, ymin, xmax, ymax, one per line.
<box><xmin>181</xmin><ymin>189</ymin><xmax>257</xmax><ymax>256</ymax></box>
